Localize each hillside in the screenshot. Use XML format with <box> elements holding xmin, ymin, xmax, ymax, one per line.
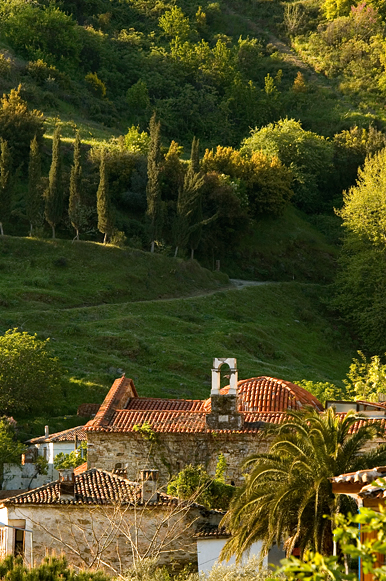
<box><xmin>0</xmin><ymin>237</ymin><xmax>355</xmax><ymax>439</ymax></box>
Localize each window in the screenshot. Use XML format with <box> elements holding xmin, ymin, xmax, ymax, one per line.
<box><xmin>14</xmin><ymin>529</ymin><xmax>24</xmax><ymax>557</ymax></box>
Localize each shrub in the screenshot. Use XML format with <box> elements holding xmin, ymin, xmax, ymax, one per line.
<box><xmin>85</xmin><ymin>72</ymin><xmax>106</xmax><ymax>98</ymax></box>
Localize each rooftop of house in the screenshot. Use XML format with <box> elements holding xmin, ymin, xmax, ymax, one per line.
<box><xmin>27</xmin><ymin>425</ymin><xmax>87</xmax><ymax>444</ymax></box>
<box><xmin>85</xmin><ymin>375</ymin><xmax>324</xmax><ymax>434</ymax></box>
<box><xmin>1</xmin><ymin>468</ymin><xmax>225</xmax><ymax>511</ymax></box>
<box><xmin>331</xmin><ymin>466</ymin><xmax>386</xmax><ymax>500</ymax></box>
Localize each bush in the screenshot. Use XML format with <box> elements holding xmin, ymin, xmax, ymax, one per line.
<box><xmin>0</xmin><ymin>329</ymin><xmax>64</xmax><ymax>415</ymax></box>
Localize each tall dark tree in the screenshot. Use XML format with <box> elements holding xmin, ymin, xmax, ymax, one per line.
<box><xmin>146</xmin><ymin>112</ymin><xmax>163</xmax><ymax>253</ymax></box>
<box><xmin>188</xmin><ymin>137</ymin><xmax>203</xmax><ymax>259</ymax></box>
<box><xmin>27</xmin><ymin>135</ymin><xmax>43</xmax><ymax>235</ymax></box>
<box><xmin>0</xmin><ymin>139</ymin><xmax>12</xmax><ymax>236</ymax></box>
<box><xmin>68</xmin><ymin>131</ymin><xmax>84</xmax><ymax>240</ymax></box>
<box><xmin>45</xmin><ymin>127</ymin><xmax>63</xmax><ymax>239</ymax></box>
<box><xmin>173</xmin><ymin>162</ymin><xmax>205</xmax><ymax>257</ymax></box>
<box><xmin>97</xmin><ymin>149</ymin><xmax>114</xmax><ymax>244</ymax></box>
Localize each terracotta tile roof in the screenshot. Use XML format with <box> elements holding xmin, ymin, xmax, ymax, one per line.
<box><xmin>331</xmin><ymin>466</ymin><xmax>386</xmax><ymax>485</ymax></box>
<box><xmin>87</xmin><ymin>376</ymin><xmax>138</xmax><ymax>431</ymax></box>
<box><xmin>77</xmin><ymin>403</ymin><xmax>101</xmax><ymax>417</ymax></box>
<box><xmin>195</xmin><ymin>524</ymin><xmax>231</xmax><ymax>539</ymax></box>
<box><xmin>87</xmin><ymin>409</ymin><xmax>286</xmax><ymax>434</ymax></box>
<box><xmin>227</xmin><ymin>377</ymin><xmax>324</xmax><ymax>412</ymax></box>
<box><xmin>85</xmin><ymin>376</ymin><xmax>322</xmax><ymax>434</ymax></box>
<box><xmin>1</xmin><ymin>469</ymin><xmax>174</xmax><ymax>506</ymax></box>
<box><xmin>126</xmin><ymin>398</ymin><xmax>206</xmax><ymax>412</ymax></box>
<box><xmin>27</xmin><ymin>426</ymin><xmax>87</xmax><ymax>444</ymax></box>
<box><xmin>74</xmin><ymin>462</ymin><xmax>88</xmax><ymax>476</ymax></box>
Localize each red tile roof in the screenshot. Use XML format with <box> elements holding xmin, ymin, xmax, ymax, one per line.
<box><xmin>27</xmin><ymin>426</ymin><xmax>87</xmax><ymax>444</ymax></box>
<box><xmin>1</xmin><ymin>469</ymin><xmax>173</xmax><ymax>506</ymax></box>
<box><xmin>85</xmin><ymin>376</ymin><xmax>322</xmax><ymax>434</ymax></box>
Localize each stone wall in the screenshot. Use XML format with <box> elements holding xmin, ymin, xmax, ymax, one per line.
<box><xmin>87</xmin><ymin>432</ymin><xmax>270</xmax><ymax>486</ymax></box>
<box><xmin>6</xmin><ymin>502</ymin><xmax>221</xmax><ymax>572</ymax></box>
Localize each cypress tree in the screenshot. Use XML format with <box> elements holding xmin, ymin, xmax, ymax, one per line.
<box><xmin>174</xmin><ymin>139</ymin><xmax>205</xmax><ymax>258</ymax></box>
<box><xmin>97</xmin><ymin>149</ymin><xmax>114</xmax><ymax>244</ymax></box>
<box><xmin>68</xmin><ymin>131</ymin><xmax>83</xmax><ymax>240</ymax></box>
<box><xmin>0</xmin><ymin>139</ymin><xmax>12</xmax><ymax>236</ymax></box>
<box><xmin>45</xmin><ymin>127</ymin><xmax>63</xmax><ymax>239</ymax></box>
<box><xmin>27</xmin><ymin>136</ymin><xmax>43</xmax><ymax>235</ymax></box>
<box><xmin>188</xmin><ymin>137</ymin><xmax>203</xmax><ymax>259</ymax></box>
<box><xmin>146</xmin><ymin>112</ymin><xmax>163</xmax><ymax>253</ymax></box>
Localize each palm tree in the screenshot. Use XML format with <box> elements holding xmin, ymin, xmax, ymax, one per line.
<box><xmin>221</xmin><ymin>406</ymin><xmax>386</xmax><ymax>562</ymax></box>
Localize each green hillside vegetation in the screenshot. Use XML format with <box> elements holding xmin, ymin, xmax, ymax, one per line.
<box><xmin>0</xmin><ymin>237</ymin><xmax>354</xmax><ymax>437</ymax></box>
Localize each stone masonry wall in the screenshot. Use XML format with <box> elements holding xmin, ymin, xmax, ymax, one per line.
<box><xmin>87</xmin><ymin>432</ymin><xmax>270</xmax><ymax>486</ymax></box>
<box><xmin>8</xmin><ymin>502</ymin><xmax>221</xmax><ymax>572</ymax></box>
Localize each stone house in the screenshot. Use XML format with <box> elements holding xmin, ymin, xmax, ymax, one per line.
<box><xmin>0</xmin><ymin>467</ymin><xmax>223</xmax><ymax>572</ymax></box>
<box><xmin>3</xmin><ymin>426</ymin><xmax>87</xmax><ymax>492</ymax></box>
<box><xmin>86</xmin><ymin>358</ymin><xmax>324</xmax><ymax>486</ymax></box>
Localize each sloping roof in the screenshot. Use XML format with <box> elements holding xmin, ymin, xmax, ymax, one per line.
<box><xmin>331</xmin><ymin>466</ymin><xmax>386</xmax><ymax>486</ymax></box>
<box><xmin>27</xmin><ymin>425</ymin><xmax>87</xmax><ymax>444</ymax></box>
<box><xmin>2</xmin><ymin>469</ymin><xmax>172</xmax><ymax>506</ymax></box>
<box><xmin>195</xmin><ymin>524</ymin><xmax>231</xmax><ymax>539</ymax></box>
<box><xmin>85</xmin><ymin>376</ymin><xmax>322</xmax><ymax>434</ymax></box>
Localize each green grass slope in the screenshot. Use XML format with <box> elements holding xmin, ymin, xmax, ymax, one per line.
<box><xmin>0</xmin><ymin>237</ymin><xmax>228</xmax><ymax>310</ymax></box>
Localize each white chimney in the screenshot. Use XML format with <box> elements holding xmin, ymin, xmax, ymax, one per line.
<box><xmin>141</xmin><ymin>469</ymin><xmax>159</xmax><ymax>503</ymax></box>
<box><xmin>45</xmin><ymin>425</ymin><xmax>49</xmax><ymax>438</ymax></box>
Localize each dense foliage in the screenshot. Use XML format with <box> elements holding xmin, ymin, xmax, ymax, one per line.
<box><xmin>0</xmin><ymin>329</ymin><xmax>63</xmax><ymax>415</ymax></box>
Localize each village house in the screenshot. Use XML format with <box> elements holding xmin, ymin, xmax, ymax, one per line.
<box><xmin>0</xmin><ymin>466</ymin><xmax>223</xmax><ymax>572</ymax></box>
<box><xmin>85</xmin><ymin>358</ymin><xmax>324</xmax><ymax>486</ymax></box>
<box><xmin>2</xmin><ymin>426</ymin><xmax>87</xmax><ymax>492</ymax></box>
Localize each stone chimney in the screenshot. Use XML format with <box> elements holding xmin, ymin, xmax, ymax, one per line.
<box><xmin>58</xmin><ymin>468</ymin><xmax>75</xmax><ymax>500</ymax></box>
<box><xmin>45</xmin><ymin>425</ymin><xmax>49</xmax><ymax>438</ymax></box>
<box><xmin>140</xmin><ymin>469</ymin><xmax>159</xmax><ymax>503</ymax></box>
<box><xmin>206</xmin><ymin>358</ymin><xmax>244</xmax><ymax>430</ymax></box>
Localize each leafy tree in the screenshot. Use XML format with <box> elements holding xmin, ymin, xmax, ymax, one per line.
<box><xmin>54</xmin><ymin>442</ymin><xmax>87</xmax><ymax>469</ymax></box>
<box><xmin>0</xmin><ymin>139</ymin><xmax>12</xmax><ymax>236</ymax></box>
<box><xmin>159</xmin><ymin>7</ymin><xmax>191</xmax><ymax>41</ymax></box>
<box><xmin>0</xmin><ymin>329</ymin><xmax>63</xmax><ymax>415</ymax></box>
<box><xmin>2</xmin><ymin>3</ymin><xmax>81</xmax><ymax>72</ymax></box>
<box><xmin>167</xmin><ymin>455</ymin><xmax>235</xmax><ymax>510</ymax></box>
<box><xmin>241</xmin><ymin>119</ymin><xmax>334</xmax><ymax>213</ymax></box>
<box><xmin>146</xmin><ymin>113</ymin><xmax>163</xmax><ymax>253</ymax></box>
<box><xmin>0</xmin><ymin>419</ymin><xmax>25</xmax><ymax>480</ymax></box>
<box><xmin>221</xmin><ymin>406</ymin><xmax>386</xmax><ymax>562</ymax></box>
<box><xmin>296</xmin><ymin>379</ymin><xmax>347</xmax><ymax>405</ymax></box>
<box><xmin>124</xmin><ymin>126</ymin><xmax>150</xmax><ymax>155</ymax></box>
<box><xmin>27</xmin><ymin>135</ymin><xmax>44</xmax><ymax>235</ymax></box>
<box><xmin>0</xmin><ymin>86</ymin><xmax>44</xmax><ymax>169</ymax></box>
<box><xmin>343</xmin><ymin>350</ymin><xmax>386</xmax><ymax>401</ymax></box>
<box><xmin>337</xmin><ymin>148</ymin><xmax>386</xmax><ymax>248</ymax></box>
<box><xmin>97</xmin><ymin>149</ymin><xmax>114</xmax><ymax>244</ymax></box>
<box><xmin>333</xmin><ymin>125</ymin><xmax>386</xmax><ymax>197</ymax></box>
<box><xmin>68</xmin><ymin>131</ymin><xmax>84</xmax><ymax>240</ymax></box>
<box><xmin>45</xmin><ymin>127</ymin><xmax>63</xmax><ymax>239</ymax></box>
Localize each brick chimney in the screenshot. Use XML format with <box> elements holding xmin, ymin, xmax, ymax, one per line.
<box><xmin>206</xmin><ymin>358</ymin><xmax>244</xmax><ymax>430</ymax></box>
<box><xmin>58</xmin><ymin>468</ymin><xmax>75</xmax><ymax>500</ymax></box>
<box><xmin>140</xmin><ymin>469</ymin><xmax>159</xmax><ymax>503</ymax></box>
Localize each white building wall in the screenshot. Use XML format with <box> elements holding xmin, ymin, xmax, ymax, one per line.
<box><xmin>197</xmin><ymin>539</ymin><xmax>268</xmax><ymax>574</ymax></box>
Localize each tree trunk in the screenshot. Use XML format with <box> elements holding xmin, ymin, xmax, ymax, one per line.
<box><xmin>52</xmin><ymin>225</ymin><xmax>56</xmax><ymax>239</ymax></box>
<box><xmin>150</xmin><ymin>240</ymin><xmax>155</xmax><ymax>253</ymax></box>
<box><xmin>0</xmin><ymin>222</ymin><xmax>3</xmax><ymax>236</ymax></box>
<box><xmin>103</xmin><ymin>233</ymin><xmax>107</xmax><ymax>244</ymax></box>
<box><xmin>174</xmin><ymin>246</ymin><xmax>178</xmax><ymax>258</ymax></box>
<box><xmin>30</xmin><ymin>223</ymin><xmax>33</xmax><ymax>236</ymax></box>
<box><xmin>75</xmin><ymin>228</ymin><xmax>79</xmax><ymax>241</ymax></box>
<box><xmin>191</xmin><ymin>248</ymin><xmax>194</xmax><ymax>260</ymax></box>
